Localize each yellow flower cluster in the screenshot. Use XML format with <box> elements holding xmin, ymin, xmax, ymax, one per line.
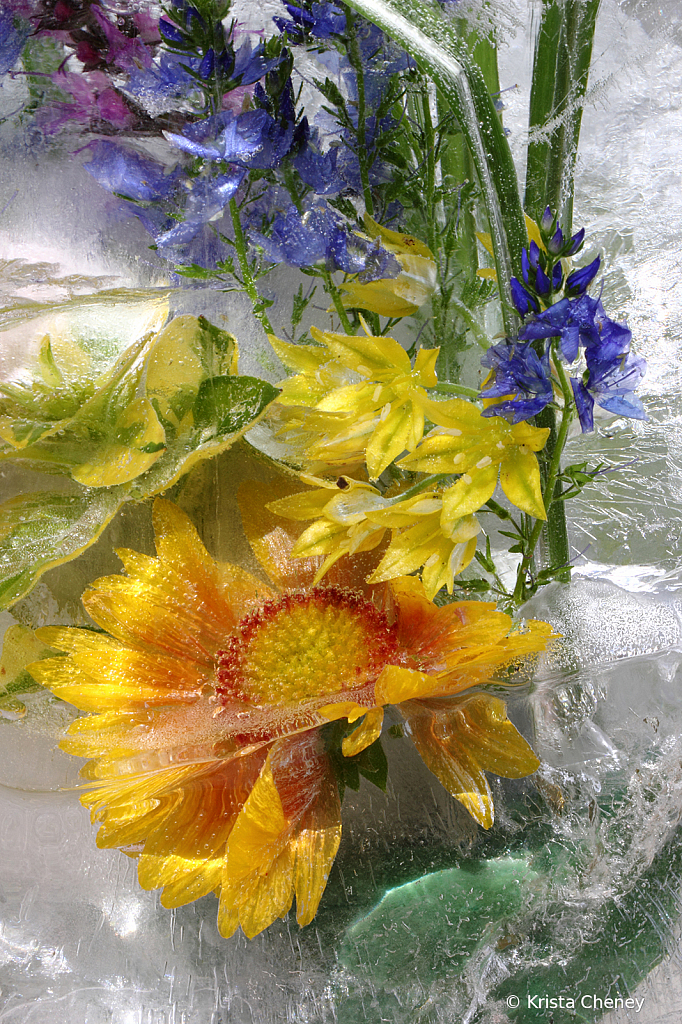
<box><xmin>268</xmin><ymin>323</ymin><xmax>549</xmax><ymax>598</ymax></box>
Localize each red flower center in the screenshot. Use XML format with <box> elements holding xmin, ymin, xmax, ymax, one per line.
<box><xmin>216</xmin><ymin>587</ymin><xmax>397</xmax><ymax>706</ymax></box>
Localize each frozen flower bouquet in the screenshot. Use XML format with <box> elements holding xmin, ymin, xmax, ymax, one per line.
<box><xmin>0</xmin><ymin>0</ymin><xmax>649</xmax><ymax>952</ymax></box>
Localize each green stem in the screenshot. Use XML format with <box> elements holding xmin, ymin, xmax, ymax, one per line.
<box><xmin>388</xmin><ymin>473</ymin><xmax>452</xmax><ymax>503</ymax></box>
<box><xmin>420</xmin><ymin>80</ymin><xmax>448</xmax><ymax>352</ymax></box>
<box><xmin>525</xmin><ymin>0</ymin><xmax>601</xmax><ymax>228</ymax></box>
<box><xmin>322</xmin><ymin>268</ymin><xmax>356</xmax><ymax>335</ymax></box>
<box><xmin>343</xmin><ymin>0</ymin><xmax>526</xmax><ymax>339</ymax></box>
<box><xmin>449</xmin><ymin>297</ymin><xmax>490</xmax><ymax>349</ymax></box>
<box><xmin>432</xmin><ymin>382</ymin><xmax>480</xmax><ymax>399</ymax></box>
<box><xmin>229</xmin><ymin>198</ymin><xmax>274</xmax><ymax>337</ymax></box>
<box><xmin>513</xmin><ymin>346</ymin><xmax>573</xmax><ymax>603</ymax></box>
<box><xmin>345</xmin><ymin>8</ymin><xmax>374</xmax><ymax>216</ymax></box>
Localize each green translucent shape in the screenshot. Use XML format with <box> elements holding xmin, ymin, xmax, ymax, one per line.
<box><xmin>339</xmin><ymin>854</ymin><xmax>539</xmax><ymax>984</ymax></box>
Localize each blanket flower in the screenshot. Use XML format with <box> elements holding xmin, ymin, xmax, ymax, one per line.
<box><xmin>29</xmin><ymin>489</ymin><xmax>554</xmax><ymax>939</ymax></box>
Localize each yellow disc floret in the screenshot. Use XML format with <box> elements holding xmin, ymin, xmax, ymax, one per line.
<box><xmin>216</xmin><ymin>587</ymin><xmax>397</xmax><ymax>706</ymax></box>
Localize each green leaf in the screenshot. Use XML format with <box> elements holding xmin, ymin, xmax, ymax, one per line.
<box><xmin>343</xmin><ymin>0</ymin><xmax>526</xmax><ymax>335</ymax></box>
<box><xmin>324</xmin><ymin>719</ymin><xmax>389</xmax><ymax>801</ymax></box>
<box><xmin>0</xmin><ymin>313</ymin><xmax>279</xmax><ymax>607</ymax></box>
<box><xmin>193</xmin><ymin>375</ymin><xmax>279</xmax><ymax>435</ymax></box>
<box><xmin>0</xmin><ymin>491</ymin><xmax>123</xmax><ymax>610</ymax></box>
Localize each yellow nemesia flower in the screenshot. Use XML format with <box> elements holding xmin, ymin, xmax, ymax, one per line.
<box><xmin>269</xmin><ymin>477</ymin><xmax>481</xmax><ymax>599</ymax></box>
<box><xmin>270</xmin><ymin>323</ymin><xmax>438</xmax><ymax>479</ymax></box>
<box><xmin>339</xmin><ymin>215</ymin><xmax>437</xmax><ymax>317</ymax></box>
<box><xmin>398</xmin><ymin>395</ymin><xmax>550</xmax><ymax>522</ymax></box>
<box><xmin>29</xmin><ymin>491</ymin><xmax>554</xmax><ymax>939</ymax></box>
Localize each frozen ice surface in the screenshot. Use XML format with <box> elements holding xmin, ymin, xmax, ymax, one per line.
<box><xmin>3</xmin><ymin>0</ymin><xmax>682</xmax><ymax>1021</ymax></box>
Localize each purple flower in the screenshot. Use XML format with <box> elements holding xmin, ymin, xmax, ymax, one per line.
<box><xmin>480</xmin><ymin>340</ymin><xmax>553</xmax><ymax>423</ymax></box>
<box><xmin>164</xmin><ymin>107</ymin><xmax>294</xmax><ymax>169</ymax></box>
<box><xmin>292</xmin><ymin>127</ymin><xmax>344</xmax><ymax>194</ymax></box>
<box><xmin>154</xmin><ymin>168</ymin><xmax>245</xmax><ymax>249</ymax></box>
<box><xmin>519</xmin><ymin>293</ymin><xmax>601</xmax><ymax>362</ymax></box>
<box><xmin>0</xmin><ymin>10</ymin><xmax>28</xmax><ymax>77</ymax></box>
<box><xmin>83</xmin><ymin>141</ymin><xmax>182</xmax><ymax>203</ymax></box>
<box><xmin>275</xmin><ymin>1</ymin><xmax>346</xmax><ymax>40</ymax></box>
<box><xmin>571</xmin><ymin>348</ymin><xmax>647</xmax><ymax>432</ymax></box>
<box><xmin>328</xmin><ymin>229</ymin><xmax>400</xmax><ymax>279</ymax></box>
<box><xmin>251</xmin><ymin>202</ymin><xmax>337</xmax><ymax>267</ymax></box>
<box><xmin>565</xmin><ymin>254</ymin><xmax>601</xmax><ymax>295</ymax></box>
<box><xmin>510</xmin><ymin>277</ymin><xmax>539</xmax><ymax>317</ymax></box>
<box><xmin>124</xmin><ymin>52</ymin><xmax>202</xmax><ymax>108</ymax></box>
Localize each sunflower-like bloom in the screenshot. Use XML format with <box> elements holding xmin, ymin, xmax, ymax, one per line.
<box><xmin>29</xmin><ymin>490</ymin><xmax>554</xmax><ymax>939</ymax></box>
<box><xmin>339</xmin><ymin>216</ymin><xmax>437</xmax><ymax>318</ymax></box>
<box><xmin>269</xmin><ymin>323</ymin><xmax>438</xmax><ymax>479</ymax></box>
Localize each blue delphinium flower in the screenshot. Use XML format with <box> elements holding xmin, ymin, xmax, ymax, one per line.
<box><xmin>154</xmin><ymin>169</ymin><xmax>245</xmax><ymax>248</ymax></box>
<box><xmin>0</xmin><ymin>10</ymin><xmax>29</xmax><ymax>79</ymax></box>
<box><xmin>275</xmin><ymin>2</ymin><xmax>346</xmax><ymax>40</ymax></box>
<box><xmin>250</xmin><ymin>201</ymin><xmax>335</xmax><ymax>267</ymax></box>
<box><xmin>292</xmin><ymin>127</ymin><xmax>344</xmax><ymax>194</ymax></box>
<box><xmin>571</xmin><ymin>348</ymin><xmax>647</xmax><ymax>432</ymax></box>
<box><xmin>519</xmin><ymin>293</ymin><xmax>601</xmax><ymax>362</ymax></box>
<box><xmin>164</xmin><ymin>106</ymin><xmax>294</xmax><ymax>169</ymax></box>
<box><xmin>82</xmin><ymin>140</ymin><xmax>245</xmax><ymax>265</ymax></box>
<box><xmin>480</xmin><ymin>341</ymin><xmax>554</xmax><ymax>423</ymax></box>
<box><xmin>247</xmin><ymin>198</ymin><xmax>401</xmax><ymax>278</ymax></box>
<box><xmin>83</xmin><ymin>141</ymin><xmax>183</xmax><ymax>203</ymax></box>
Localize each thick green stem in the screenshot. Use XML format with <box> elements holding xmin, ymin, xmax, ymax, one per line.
<box><xmin>525</xmin><ymin>0</ymin><xmax>601</xmax><ymax>228</ymax></box>
<box><xmin>345</xmin><ymin>8</ymin><xmax>374</xmax><ymax>216</ymax></box>
<box><xmin>513</xmin><ymin>347</ymin><xmax>573</xmax><ymax>603</ymax></box>
<box><xmin>420</xmin><ymin>81</ymin><xmax>448</xmax><ymax>352</ymax></box>
<box><xmin>449</xmin><ymin>297</ymin><xmax>490</xmax><ymax>349</ymax></box>
<box><xmin>229</xmin><ymin>198</ymin><xmax>274</xmax><ymax>337</ymax></box>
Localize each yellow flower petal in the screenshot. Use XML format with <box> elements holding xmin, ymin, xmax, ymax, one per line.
<box><xmin>291</xmin><ymin>518</ymin><xmax>348</xmax><ymax>558</ymax></box>
<box><xmin>402</xmin><ymin>693</ymin><xmax>540</xmax><ymax>828</ymax></box>
<box><xmin>318</xmin><ymin>701</ymin><xmax>368</xmax><ymax>722</ymax></box>
<box><xmin>267</xmin><ymin>488</ymin><xmax>334</xmax><ymax>522</ymax></box>
<box><xmin>412</xmin><ymin>346</ymin><xmax>439</xmax><ymax>387</ymax></box>
<box><xmin>342</xmin><ymin>707</ymin><xmax>384</xmax><ymax>756</ymax></box>
<box><xmin>268</xmin><ymin>333</ymin><xmax>327</xmax><ymax>374</ymax></box>
<box><xmin>221</xmin><ymin>758</ymin><xmax>287</xmax><ymax>882</ymax></box>
<box><xmin>525</xmin><ymin>213</ymin><xmax>546</xmax><ymax>253</ymax></box>
<box><xmin>310</xmin><ymin>325</ymin><xmax>411</xmax><ymax>379</ymax></box>
<box><xmin>339</xmin><ymin>279</ymin><xmax>420</xmax><ymax>318</ymax></box>
<box><xmin>292</xmin><ymin>776</ymin><xmax>342</xmax><ymax>926</ymax></box>
<box><xmin>362</xmin><ymin>214</ymin><xmax>434</xmax><ymax>259</ymax></box>
<box><xmin>500</xmin><ymin>450</ymin><xmax>547</xmax><ymax>519</ymax></box>
<box><xmin>440</xmin><ymin>464</ymin><xmax>499</xmax><ymax>523</ymax></box>
<box><xmin>374</xmin><ymin>665</ymin><xmax>436</xmax><ymax>704</ymax></box>
<box><xmin>475</xmin><ymin>230</ymin><xmax>494</xmax><ymax>256</ymax></box>
<box><xmin>366</xmin><ymin>400</ymin><xmax>422</xmax><ymax>479</ymax></box>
